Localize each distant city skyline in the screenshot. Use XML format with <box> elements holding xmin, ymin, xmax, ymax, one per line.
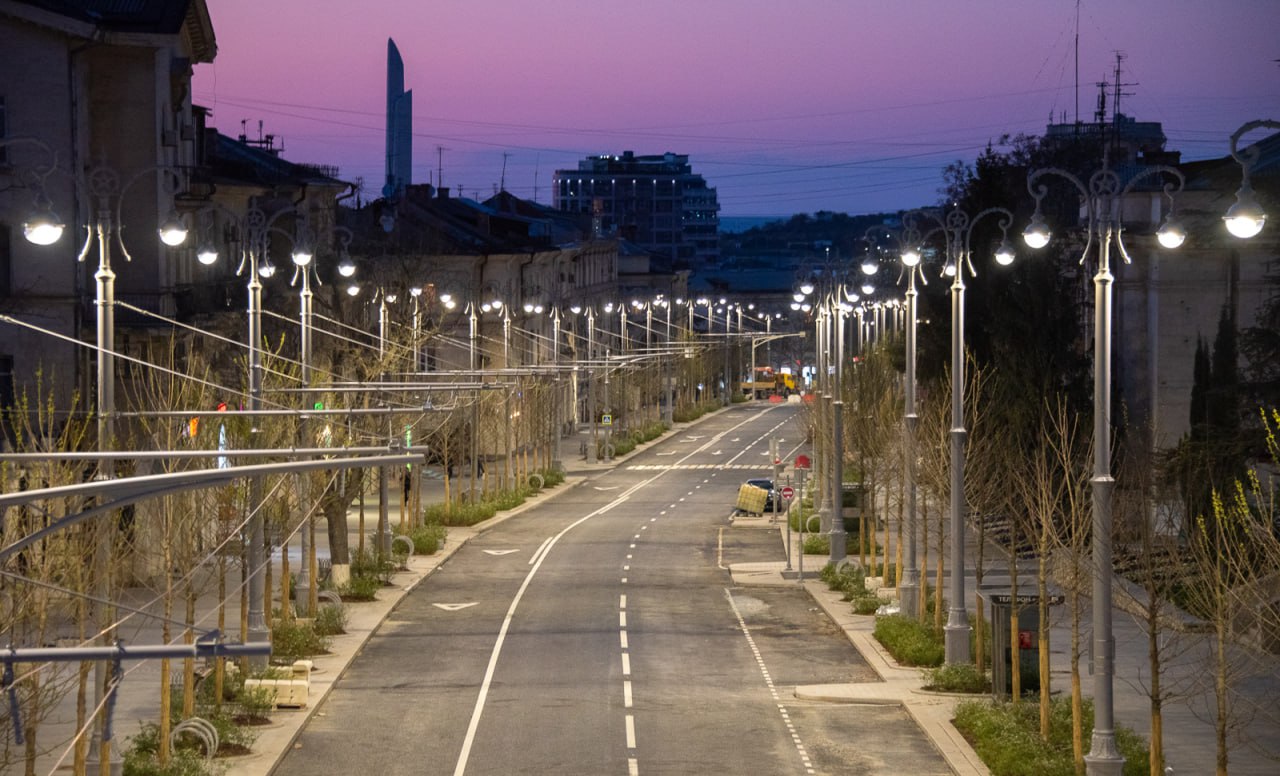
<box><xmin>192</xmin><ymin>0</ymin><xmax>1280</xmax><ymax>217</ymax></box>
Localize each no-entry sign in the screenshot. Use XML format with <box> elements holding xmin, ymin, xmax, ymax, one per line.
<box><xmin>780</xmin><ymin>486</ymin><xmax>795</xmax><ymax>501</ymax></box>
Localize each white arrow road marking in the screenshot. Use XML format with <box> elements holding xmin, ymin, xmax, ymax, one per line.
<box><xmin>712</xmin><ymin>450</ymin><xmax>723</xmax><ymax>455</ymax></box>
<box><xmin>731</xmin><ymin>437</ymin><xmax>740</xmax><ymax>442</ymax></box>
<box><xmin>433</xmin><ymin>603</ymin><xmax>478</xmax><ymax>611</ymax></box>
<box><xmin>684</xmin><ymin>435</ymin><xmax>704</xmax><ymax>441</ymax></box>
<box><xmin>594</xmin><ymin>485</ymin><xmax>620</xmax><ymax>491</ymax></box>
<box><xmin>483</xmin><ymin>549</ymin><xmax>520</xmax><ymax>556</ymax></box>
<box><xmin>656</xmin><ymin>451</ymin><xmax>677</xmax><ymax>456</ymax></box>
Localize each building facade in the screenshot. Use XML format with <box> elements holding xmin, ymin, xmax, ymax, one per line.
<box><xmin>553</xmin><ymin>151</ymin><xmax>720</xmax><ymax>270</ymax></box>
<box><xmin>0</xmin><ymin>0</ymin><xmax>216</xmax><ymax>421</ymax></box>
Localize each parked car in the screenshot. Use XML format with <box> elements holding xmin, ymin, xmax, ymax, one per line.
<box><xmin>743</xmin><ymin>478</ymin><xmax>778</xmax><ymax>512</ymax></box>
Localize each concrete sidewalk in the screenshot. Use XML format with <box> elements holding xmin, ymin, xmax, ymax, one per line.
<box><xmin>728</xmin><ymin>513</ymin><xmax>1280</xmax><ymax>776</ymax></box>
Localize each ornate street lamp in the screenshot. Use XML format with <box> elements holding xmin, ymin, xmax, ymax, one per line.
<box><xmin>1024</xmin><ymin>152</ymin><xmax>1184</xmax><ymax>776</ymax></box>
<box><xmin>909</xmin><ymin>206</ymin><xmax>1016</xmax><ymax>660</ymax></box>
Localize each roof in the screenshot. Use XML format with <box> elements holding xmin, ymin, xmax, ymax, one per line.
<box><xmin>8</xmin><ymin>0</ymin><xmax>215</xmax><ymax>60</ymax></box>
<box><xmin>202</xmin><ymin>132</ymin><xmax>348</xmax><ymax>192</ymax></box>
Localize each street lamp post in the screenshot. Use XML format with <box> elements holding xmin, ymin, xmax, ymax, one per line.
<box><xmin>74</xmin><ymin>162</ymin><xmax>188</xmax><ymax>770</ymax></box>
<box><xmin>909</xmin><ymin>207</ymin><xmax>1016</xmax><ymax>661</ymax></box>
<box><xmin>1024</xmin><ymin>153</ymin><xmax>1185</xmax><ymax>776</ymax></box>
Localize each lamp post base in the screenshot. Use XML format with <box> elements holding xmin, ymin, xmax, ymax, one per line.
<box><xmin>1084</xmin><ymin>743</ymin><xmax>1124</xmax><ymax>776</ymax></box>
<box><xmin>943</xmin><ymin>618</ymin><xmax>971</xmax><ymax>665</ymax></box>
<box><xmin>828</xmin><ymin>529</ymin><xmax>847</xmax><ymax>565</ymax></box>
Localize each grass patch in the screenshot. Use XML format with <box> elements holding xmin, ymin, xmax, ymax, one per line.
<box><xmin>953</xmin><ymin>696</ymin><xmax>1150</xmax><ymax>776</ymax></box>
<box><xmin>424</xmin><ymin>500</ymin><xmax>497</xmax><ymax>527</ymax></box>
<box><xmin>672</xmin><ymin>401</ymin><xmax>721</xmax><ymax>423</ymax></box>
<box><xmin>923</xmin><ymin>662</ymin><xmax>990</xmax><ymax>693</ymax></box>
<box><xmin>873</xmin><ymin>614</ymin><xmax>944</xmax><ymax>667</ymax></box>
<box><xmin>803</xmin><ymin>534</ymin><xmax>830</xmax><ymax>555</ymax></box>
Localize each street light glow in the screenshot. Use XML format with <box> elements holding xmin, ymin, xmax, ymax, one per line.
<box><xmin>994</xmin><ymin>239</ymin><xmax>1016</xmax><ymax>266</ymax></box>
<box><xmin>158</xmin><ymin>210</ymin><xmax>189</xmax><ymax>246</ymax></box>
<box><xmin>1022</xmin><ymin>213</ymin><xmax>1051</xmax><ymax>249</ymax></box>
<box><xmin>1156</xmin><ymin>215</ymin><xmax>1187</xmax><ymax>249</ymax></box>
<box><xmin>1224</xmin><ymin>183</ymin><xmax>1266</xmax><ymax>238</ymax></box>
<box><xmin>196</xmin><ymin>243</ymin><xmax>218</xmax><ymax>265</ymax></box>
<box><xmin>23</xmin><ymin>200</ymin><xmax>66</xmax><ymax>245</ymax></box>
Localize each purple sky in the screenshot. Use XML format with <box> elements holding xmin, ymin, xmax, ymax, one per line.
<box><xmin>192</xmin><ymin>0</ymin><xmax>1280</xmax><ymax>218</ymax></box>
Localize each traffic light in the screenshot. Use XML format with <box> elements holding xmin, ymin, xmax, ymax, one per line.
<box><xmin>313</xmin><ymin>401</ymin><xmax>324</xmax><ymax>411</ymax></box>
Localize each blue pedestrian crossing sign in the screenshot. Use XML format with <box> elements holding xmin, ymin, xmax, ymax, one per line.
<box><xmin>601</xmin><ymin>413</ymin><xmax>613</xmax><ymax>426</ymax></box>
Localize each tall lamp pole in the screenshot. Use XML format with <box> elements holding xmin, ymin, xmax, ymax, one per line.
<box><xmin>1024</xmin><ymin>154</ymin><xmax>1185</xmax><ymax>776</ymax></box>
<box><xmin>915</xmin><ymin>207</ymin><xmax>1017</xmax><ymax>661</ymax></box>
<box><xmin>79</xmin><ymin>163</ymin><xmax>188</xmax><ymax>769</ymax></box>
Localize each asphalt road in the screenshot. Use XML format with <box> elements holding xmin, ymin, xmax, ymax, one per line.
<box><xmin>273</xmin><ymin>404</ymin><xmax>951</xmax><ymax>776</ymax></box>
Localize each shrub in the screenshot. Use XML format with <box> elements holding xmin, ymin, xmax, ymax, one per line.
<box><xmin>923</xmin><ymin>662</ymin><xmax>990</xmax><ymax>693</ymax></box>
<box><xmin>851</xmin><ymin>595</ymin><xmax>881</xmax><ymax>615</ymax></box>
<box><xmin>122</xmin><ymin>751</ymin><xmax>215</xmax><ymax>776</ymax></box>
<box><xmin>952</xmin><ymin>696</ymin><xmax>1149</xmax><ymax>776</ymax></box>
<box><xmin>489</xmin><ymin>487</ymin><xmax>531</xmax><ymax>511</ymax></box>
<box><xmin>313</xmin><ymin>602</ymin><xmax>347</xmax><ymax>636</ymax></box>
<box><xmin>341</xmin><ymin>574</ymin><xmax>381</xmax><ymax>602</ymax></box>
<box><xmin>349</xmin><ymin>548</ymin><xmax>395</xmax><ymax>585</ymax></box>
<box><xmin>539</xmin><ymin>468</ymin><xmax>565</xmax><ymax>488</ymax></box>
<box><xmin>123</xmin><ymin>726</ymin><xmax>219</xmax><ymax>776</ymax></box>
<box><xmin>873</xmin><ymin>614</ymin><xmax>944</xmax><ymax>667</ymax></box>
<box><xmin>820</xmin><ymin>562</ymin><xmax>867</xmax><ymax>598</ymax></box>
<box><xmin>803</xmin><ymin>534</ymin><xmax>830</xmax><ymax>555</ymax></box>
<box><xmin>399</xmin><ymin>522</ymin><xmax>447</xmax><ymax>555</ymax></box>
<box><xmin>270</xmin><ymin>618</ymin><xmax>330</xmax><ymax>663</ymax></box>
<box><xmin>425</xmin><ymin>501</ymin><xmax>497</xmax><ymax>527</ymax></box>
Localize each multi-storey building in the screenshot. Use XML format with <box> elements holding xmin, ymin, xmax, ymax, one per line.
<box><xmin>553</xmin><ymin>151</ymin><xmax>719</xmax><ymax>270</ymax></box>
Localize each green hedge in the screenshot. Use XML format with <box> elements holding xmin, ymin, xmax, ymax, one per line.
<box><xmin>873</xmin><ymin>614</ymin><xmax>944</xmax><ymax>667</ymax></box>
<box><xmin>953</xmin><ymin>696</ymin><xmax>1149</xmax><ymax>776</ymax></box>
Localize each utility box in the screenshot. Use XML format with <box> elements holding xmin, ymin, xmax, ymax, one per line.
<box><xmin>982</xmin><ymin>589</ymin><xmax>1063</xmax><ymax>699</ymax></box>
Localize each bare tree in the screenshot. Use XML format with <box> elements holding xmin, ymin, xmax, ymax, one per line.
<box><xmin>1183</xmin><ymin>407</ymin><xmax>1280</xmax><ymax>776</ymax></box>
<box><xmin>1011</xmin><ymin>396</ymin><xmax>1087</xmax><ymax>740</ymax></box>
<box><xmin>0</xmin><ymin>371</ymin><xmax>94</xmax><ymax>775</ymax></box>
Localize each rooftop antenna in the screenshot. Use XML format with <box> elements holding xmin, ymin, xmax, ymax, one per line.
<box><xmin>529</xmin><ymin>153</ymin><xmax>540</xmax><ymax>203</ymax></box>
<box><xmin>1074</xmin><ymin>0</ymin><xmax>1080</xmax><ymax>125</ymax></box>
<box><xmin>436</xmin><ymin>145</ymin><xmax>448</xmax><ymax>192</ymax></box>
<box><xmin>1111</xmin><ymin>51</ymin><xmax>1136</xmax><ymax>121</ymax></box>
<box><xmin>500</xmin><ymin>152</ymin><xmax>510</xmax><ymax>193</ymax></box>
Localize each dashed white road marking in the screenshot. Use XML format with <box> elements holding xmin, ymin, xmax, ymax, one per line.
<box><xmin>625</xmin><ymin>714</ymin><xmax>637</xmax><ymax>748</ymax></box>
<box><xmin>621</xmin><ymin>653</ymin><xmax>631</xmax><ymax>675</ymax></box>
<box><xmin>725</xmin><ymin>589</ymin><xmax>815</xmax><ymax>775</ymax></box>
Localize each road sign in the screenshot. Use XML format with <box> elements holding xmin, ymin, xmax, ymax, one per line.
<box><xmin>780</xmin><ymin>486</ymin><xmax>795</xmax><ymax>501</ymax></box>
<box><xmin>794</xmin><ymin>454</ymin><xmax>811</xmax><ymax>469</ymax></box>
<box><xmin>601</xmin><ymin>413</ymin><xmax>612</xmax><ymax>426</ymax></box>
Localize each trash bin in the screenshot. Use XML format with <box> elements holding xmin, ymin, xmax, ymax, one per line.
<box><xmin>982</xmin><ymin>589</ymin><xmax>1063</xmax><ymax>698</ymax></box>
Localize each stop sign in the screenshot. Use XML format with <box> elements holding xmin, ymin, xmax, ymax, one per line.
<box><xmin>781</xmin><ymin>486</ymin><xmax>795</xmax><ymax>501</ymax></box>
<box><xmin>794</xmin><ymin>454</ymin><xmax>811</xmax><ymax>469</ymax></box>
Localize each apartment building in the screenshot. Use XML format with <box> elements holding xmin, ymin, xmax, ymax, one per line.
<box><xmin>553</xmin><ymin>151</ymin><xmax>720</xmax><ymax>270</ymax></box>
